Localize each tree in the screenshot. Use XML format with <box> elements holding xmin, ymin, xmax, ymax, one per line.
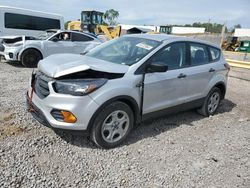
<box><xmin>103</xmin><ymin>9</ymin><xmax>119</xmax><ymax>25</ymax></box>
<box><xmin>64</xmin><ymin>21</ymin><xmax>71</xmax><ymax>29</ymax></box>
<box><xmin>231</xmin><ymin>24</ymin><xmax>241</xmax><ymax>33</ymax></box>
<box><xmin>234</xmin><ymin>24</ymin><xmax>242</xmax><ymax>29</ymax></box>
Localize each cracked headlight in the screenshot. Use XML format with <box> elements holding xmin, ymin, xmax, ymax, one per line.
<box><xmin>53</xmin><ymin>78</ymin><xmax>107</xmax><ymax>96</ymax></box>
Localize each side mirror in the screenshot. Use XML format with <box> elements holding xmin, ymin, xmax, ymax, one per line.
<box><xmin>146</xmin><ymin>61</ymin><xmax>168</xmax><ymax>73</ymax></box>
<box><xmin>51</xmin><ymin>37</ymin><xmax>59</xmax><ymax>42</ymax></box>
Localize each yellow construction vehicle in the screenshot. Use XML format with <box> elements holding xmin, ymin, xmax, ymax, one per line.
<box><xmin>221</xmin><ymin>36</ymin><xmax>240</xmax><ymax>51</ymax></box>
<box><xmin>67</xmin><ymin>21</ymin><xmax>81</xmax><ymax>31</ymax></box>
<box><xmin>68</xmin><ymin>11</ymin><xmax>121</xmax><ymax>40</ymax></box>
<box><xmin>80</xmin><ymin>10</ymin><xmax>121</xmax><ymax>40</ymax></box>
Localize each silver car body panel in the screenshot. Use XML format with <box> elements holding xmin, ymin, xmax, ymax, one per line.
<box><xmin>27</xmin><ymin>34</ymin><xmax>228</xmax><ymax>131</ymax></box>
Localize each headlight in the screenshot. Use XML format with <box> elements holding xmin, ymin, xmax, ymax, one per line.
<box><xmin>53</xmin><ymin>79</ymin><xmax>107</xmax><ymax>96</ymax></box>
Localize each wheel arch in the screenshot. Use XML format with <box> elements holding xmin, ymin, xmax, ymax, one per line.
<box><xmin>87</xmin><ymin>95</ymin><xmax>140</xmax><ymax>133</ymax></box>
<box><xmin>214</xmin><ymin>82</ymin><xmax>226</xmax><ymax>99</ymax></box>
<box><xmin>19</xmin><ymin>47</ymin><xmax>43</xmax><ymax>61</ymax></box>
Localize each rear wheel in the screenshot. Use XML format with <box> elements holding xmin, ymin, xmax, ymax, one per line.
<box><xmin>21</xmin><ymin>49</ymin><xmax>42</xmax><ymax>68</ymax></box>
<box><xmin>197</xmin><ymin>87</ymin><xmax>221</xmax><ymax>117</ymax></box>
<box><xmin>91</xmin><ymin>101</ymin><xmax>134</xmax><ymax>149</ymax></box>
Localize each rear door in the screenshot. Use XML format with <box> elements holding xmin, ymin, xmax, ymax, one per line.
<box><xmin>71</xmin><ymin>33</ymin><xmax>98</xmax><ymax>54</ymax></box>
<box><xmin>184</xmin><ymin>42</ymin><xmax>219</xmax><ymax>101</ymax></box>
<box><xmin>143</xmin><ymin>42</ymin><xmax>190</xmax><ymax>114</ymax></box>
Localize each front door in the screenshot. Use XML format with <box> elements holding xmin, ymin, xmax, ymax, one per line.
<box><xmin>45</xmin><ymin>32</ymin><xmax>74</xmax><ymax>57</ymax></box>
<box><xmin>143</xmin><ymin>42</ymin><xmax>189</xmax><ymax>114</ymax></box>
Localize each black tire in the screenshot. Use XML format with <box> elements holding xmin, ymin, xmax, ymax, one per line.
<box><xmin>91</xmin><ymin>101</ymin><xmax>134</xmax><ymax>149</ymax></box>
<box><xmin>21</xmin><ymin>49</ymin><xmax>42</xmax><ymax>68</ymax></box>
<box><xmin>197</xmin><ymin>87</ymin><xmax>222</xmax><ymax>117</ymax></box>
<box><xmin>226</xmin><ymin>46</ymin><xmax>234</xmax><ymax>51</ymax></box>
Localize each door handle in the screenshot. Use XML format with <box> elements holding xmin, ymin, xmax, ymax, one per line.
<box><xmin>177</xmin><ymin>73</ymin><xmax>186</xmax><ymax>78</ymax></box>
<box><xmin>209</xmin><ymin>68</ymin><xmax>215</xmax><ymax>72</ymax></box>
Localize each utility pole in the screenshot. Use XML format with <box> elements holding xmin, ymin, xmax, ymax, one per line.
<box><xmin>207</xmin><ymin>18</ymin><xmax>211</xmax><ymax>33</ymax></box>
<box><xmin>220</xmin><ymin>22</ymin><xmax>227</xmax><ymax>47</ymax></box>
<box><xmin>205</xmin><ymin>18</ymin><xmax>211</xmax><ymax>40</ymax></box>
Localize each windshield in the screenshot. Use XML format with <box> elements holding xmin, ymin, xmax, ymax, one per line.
<box><xmin>81</xmin><ymin>12</ymin><xmax>91</xmax><ymax>24</ymax></box>
<box><xmin>37</xmin><ymin>31</ymin><xmax>57</xmax><ymax>40</ymax></box>
<box><xmin>86</xmin><ymin>36</ymin><xmax>161</xmax><ymax>65</ymax></box>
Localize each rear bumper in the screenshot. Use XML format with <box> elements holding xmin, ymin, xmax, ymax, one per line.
<box><xmin>0</xmin><ymin>46</ymin><xmax>20</xmax><ymax>61</ymax></box>
<box><xmin>0</xmin><ymin>43</ymin><xmax>4</xmax><ymax>53</ymax></box>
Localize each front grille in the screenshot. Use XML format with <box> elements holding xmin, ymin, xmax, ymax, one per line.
<box><xmin>35</xmin><ymin>72</ymin><xmax>51</xmax><ymax>99</ymax></box>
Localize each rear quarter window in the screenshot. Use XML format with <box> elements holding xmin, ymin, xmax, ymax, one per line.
<box><xmin>209</xmin><ymin>47</ymin><xmax>221</xmax><ymax>62</ymax></box>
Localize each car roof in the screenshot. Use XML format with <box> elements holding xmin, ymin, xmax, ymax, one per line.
<box><xmin>124</xmin><ymin>34</ymin><xmax>220</xmax><ymax>49</ymax></box>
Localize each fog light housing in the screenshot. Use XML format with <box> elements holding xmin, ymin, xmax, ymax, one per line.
<box><xmin>9</xmin><ymin>53</ymin><xmax>14</xmax><ymax>58</ymax></box>
<box><xmin>51</xmin><ymin>110</ymin><xmax>77</xmax><ymax>123</ymax></box>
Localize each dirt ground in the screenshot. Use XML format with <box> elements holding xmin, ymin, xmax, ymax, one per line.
<box><xmin>0</xmin><ymin>60</ymin><xmax>250</xmax><ymax>187</ymax></box>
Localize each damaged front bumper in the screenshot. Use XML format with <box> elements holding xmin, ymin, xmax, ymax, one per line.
<box><xmin>26</xmin><ymin>74</ymin><xmax>100</xmax><ymax>131</ymax></box>
<box><xmin>26</xmin><ymin>92</ymin><xmax>50</xmax><ymax>127</ymax></box>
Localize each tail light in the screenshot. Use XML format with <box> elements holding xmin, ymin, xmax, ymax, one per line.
<box><xmin>224</xmin><ymin>63</ymin><xmax>230</xmax><ymax>71</ymax></box>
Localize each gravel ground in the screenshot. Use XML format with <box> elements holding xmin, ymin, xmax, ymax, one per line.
<box><xmin>0</xmin><ymin>61</ymin><xmax>250</xmax><ymax>188</ymax></box>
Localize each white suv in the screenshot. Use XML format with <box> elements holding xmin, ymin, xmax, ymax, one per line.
<box><xmin>1</xmin><ymin>30</ymin><xmax>101</xmax><ymax>67</ymax></box>
<box><xmin>27</xmin><ymin>34</ymin><xmax>230</xmax><ymax>148</ymax></box>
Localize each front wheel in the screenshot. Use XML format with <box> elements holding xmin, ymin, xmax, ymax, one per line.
<box><xmin>91</xmin><ymin>101</ymin><xmax>134</xmax><ymax>149</ymax></box>
<box><xmin>197</xmin><ymin>87</ymin><xmax>222</xmax><ymax>117</ymax></box>
<box><xmin>21</xmin><ymin>49</ymin><xmax>42</xmax><ymax>68</ymax></box>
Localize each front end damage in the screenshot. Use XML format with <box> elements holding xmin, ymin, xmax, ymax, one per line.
<box><xmin>27</xmin><ymin>54</ymin><xmax>127</xmax><ymax>131</ymax></box>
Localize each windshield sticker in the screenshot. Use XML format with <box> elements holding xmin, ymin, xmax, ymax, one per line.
<box><xmin>136</xmin><ymin>43</ymin><xmax>153</xmax><ymax>50</ymax></box>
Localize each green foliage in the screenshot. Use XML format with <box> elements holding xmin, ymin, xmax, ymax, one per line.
<box><xmin>234</xmin><ymin>24</ymin><xmax>241</xmax><ymax>29</ymax></box>
<box><xmin>175</xmin><ymin>22</ymin><xmax>230</xmax><ymax>33</ymax></box>
<box><xmin>231</xmin><ymin>24</ymin><xmax>242</xmax><ymax>32</ymax></box>
<box><xmin>103</xmin><ymin>9</ymin><xmax>119</xmax><ymax>25</ymax></box>
<box><xmin>64</xmin><ymin>21</ymin><xmax>71</xmax><ymax>30</ymax></box>
<box><xmin>191</xmin><ymin>22</ymin><xmax>227</xmax><ymax>33</ymax></box>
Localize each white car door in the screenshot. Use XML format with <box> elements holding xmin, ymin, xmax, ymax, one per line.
<box><xmin>71</xmin><ymin>33</ymin><xmax>99</xmax><ymax>54</ymax></box>
<box><xmin>143</xmin><ymin>42</ymin><xmax>189</xmax><ymax>114</ymax></box>
<box><xmin>45</xmin><ymin>32</ymin><xmax>74</xmax><ymax>57</ymax></box>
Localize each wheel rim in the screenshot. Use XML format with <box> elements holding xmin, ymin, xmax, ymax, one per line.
<box><xmin>208</xmin><ymin>92</ymin><xmax>220</xmax><ymax>113</ymax></box>
<box><xmin>101</xmin><ymin>110</ymin><xmax>130</xmax><ymax>143</ymax></box>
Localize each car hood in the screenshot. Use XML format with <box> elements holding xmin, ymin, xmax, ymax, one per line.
<box><xmin>38</xmin><ymin>54</ymin><xmax>129</xmax><ymax>78</ymax></box>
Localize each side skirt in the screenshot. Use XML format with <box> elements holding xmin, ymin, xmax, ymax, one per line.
<box><xmin>141</xmin><ymin>97</ymin><xmax>205</xmax><ymax>122</ymax></box>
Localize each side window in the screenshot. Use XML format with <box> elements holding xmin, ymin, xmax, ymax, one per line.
<box><xmin>4</xmin><ymin>13</ymin><xmax>60</xmax><ymax>30</ymax></box>
<box><xmin>72</xmin><ymin>33</ymin><xmax>94</xmax><ymax>42</ymax></box>
<box><xmin>209</xmin><ymin>47</ymin><xmax>221</xmax><ymax>62</ymax></box>
<box><xmin>52</xmin><ymin>32</ymin><xmax>71</xmax><ymax>41</ymax></box>
<box><xmin>151</xmin><ymin>42</ymin><xmax>186</xmax><ymax>70</ymax></box>
<box><xmin>190</xmin><ymin>43</ymin><xmax>209</xmax><ymax>66</ymax></box>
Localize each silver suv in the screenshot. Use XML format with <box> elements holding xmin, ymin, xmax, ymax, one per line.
<box><xmin>27</xmin><ymin>34</ymin><xmax>230</xmax><ymax>148</ymax></box>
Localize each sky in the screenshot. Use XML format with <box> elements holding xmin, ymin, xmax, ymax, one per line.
<box><xmin>1</xmin><ymin>0</ymin><xmax>250</xmax><ymax>28</ymax></box>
